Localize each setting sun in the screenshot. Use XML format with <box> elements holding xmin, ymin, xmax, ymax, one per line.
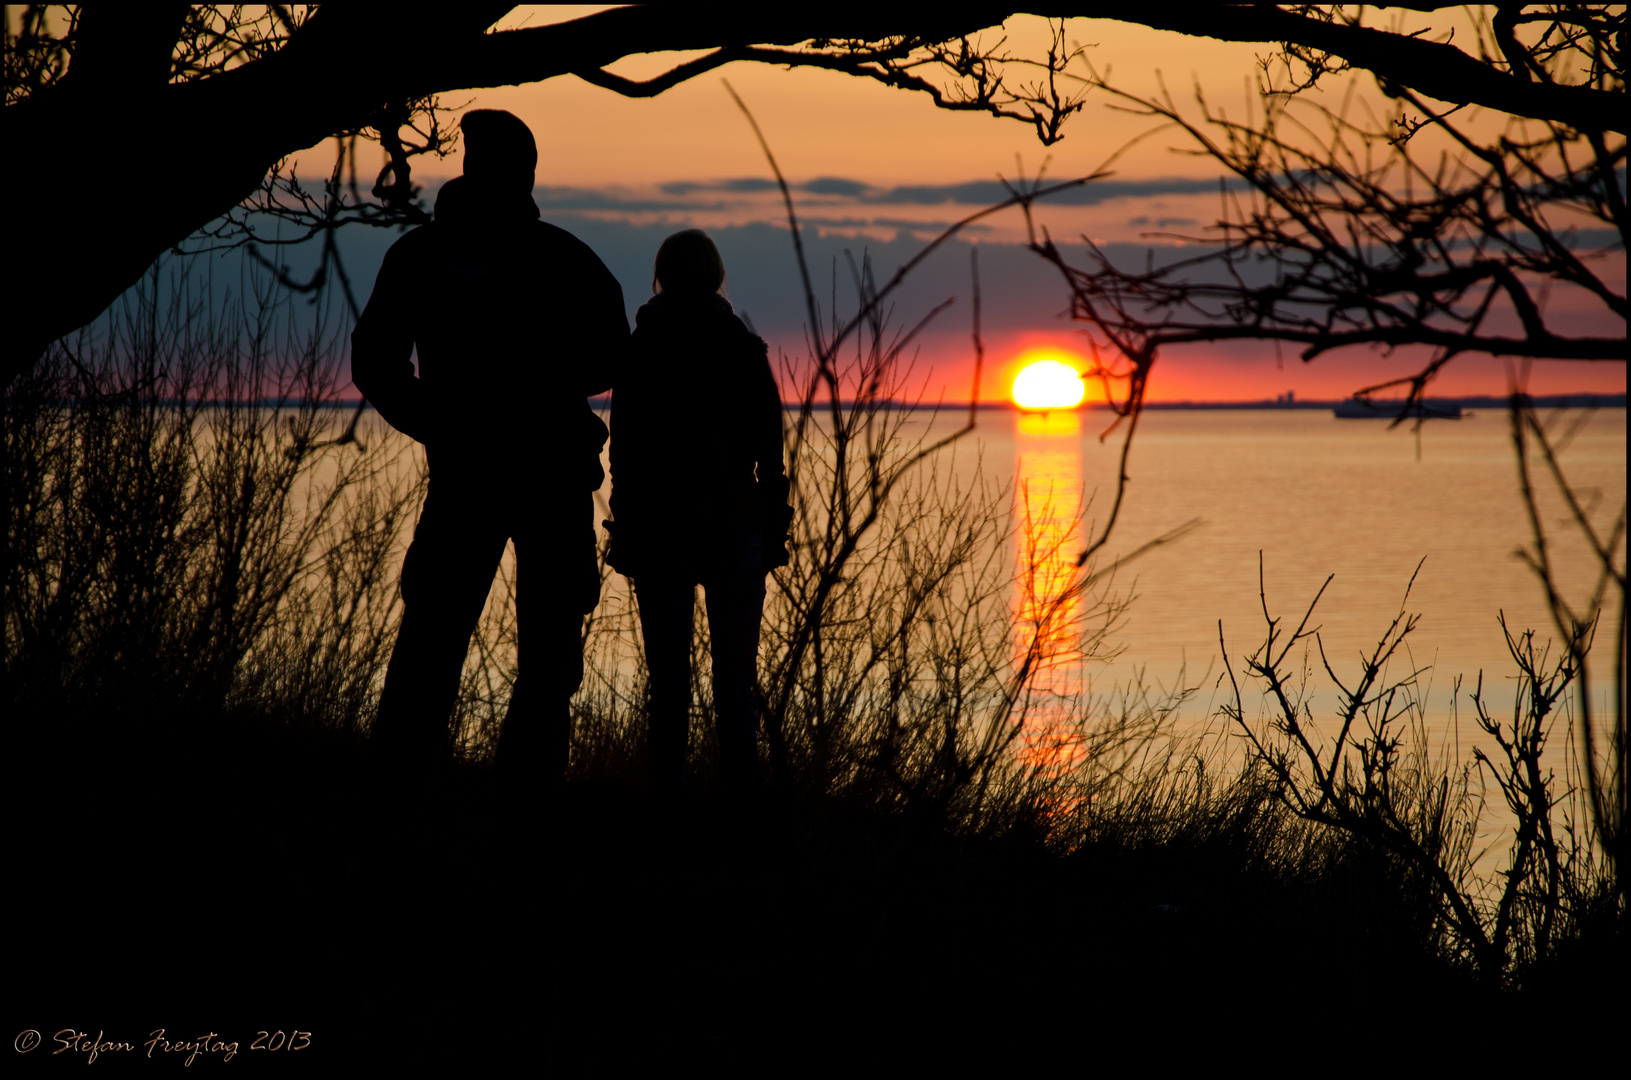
<box><xmin>1011</xmin><ymin>352</ymin><xmax>1087</xmax><ymax>410</ymax></box>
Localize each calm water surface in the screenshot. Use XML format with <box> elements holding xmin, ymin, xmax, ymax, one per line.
<box><xmin>315</xmin><ymin>402</ymin><xmax>1625</xmax><ymax>854</ymax></box>
<box><xmin>967</xmin><ymin>407</ymin><xmax>1625</xmax><ymax>716</ymax></box>
<box><xmin>340</xmin><ymin>403</ymin><xmax>1625</xmax><ymax>740</ymax></box>
<box><xmin>932</xmin><ymin>405</ymin><xmax>1625</xmax><ymax>858</ymax></box>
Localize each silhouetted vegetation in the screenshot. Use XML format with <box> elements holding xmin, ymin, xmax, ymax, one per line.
<box><xmin>1222</xmin><ymin>559</ymin><xmax>1620</xmax><ymax>988</ymax></box>
<box><xmin>7</xmin><ymin>248</ymin><xmax>1620</xmax><ymax>1041</ymax></box>
<box><xmin>4</xmin><ymin>259</ymin><xmax>422</xmax><ymax>737</ymax></box>
<box><xmin>1011</xmin><ymin>6</ymin><xmax>1627</xmax><ymax>921</ymax></box>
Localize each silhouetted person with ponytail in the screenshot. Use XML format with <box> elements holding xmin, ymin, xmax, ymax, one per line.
<box><xmin>607</xmin><ymin>229</ymin><xmax>791</xmax><ymax>796</ymax></box>
<box><xmin>352</xmin><ymin>109</ymin><xmax>628</xmax><ymax>785</ymax></box>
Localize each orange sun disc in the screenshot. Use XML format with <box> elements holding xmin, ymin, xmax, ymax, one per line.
<box><xmin>1012</xmin><ymin>358</ymin><xmax>1086</xmax><ymax>410</ymax></box>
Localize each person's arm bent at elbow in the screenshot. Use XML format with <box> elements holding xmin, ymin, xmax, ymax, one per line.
<box><xmin>351</xmin><ymin>244</ymin><xmax>434</xmax><ymax>444</ymax></box>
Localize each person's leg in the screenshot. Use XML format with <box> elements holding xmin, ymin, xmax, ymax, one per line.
<box><xmin>703</xmin><ymin>538</ymin><xmax>768</xmax><ymax>793</ymax></box>
<box><xmin>374</xmin><ymin>481</ymin><xmax>508</xmax><ymax>769</ymax></box>
<box><xmin>495</xmin><ymin>523</ymin><xmax>592</xmax><ymax>783</ymax></box>
<box><xmin>635</xmin><ymin>575</ymin><xmax>697</xmax><ymax>791</ymax></box>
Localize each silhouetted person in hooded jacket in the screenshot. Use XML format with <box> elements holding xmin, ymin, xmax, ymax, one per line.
<box><xmin>607</xmin><ymin>229</ymin><xmax>791</xmax><ymax>794</ymax></box>
<box><xmin>352</xmin><ymin>108</ymin><xmax>628</xmax><ymax>782</ymax></box>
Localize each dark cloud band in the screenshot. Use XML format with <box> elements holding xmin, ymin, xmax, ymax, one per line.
<box><xmin>647</xmin><ymin>175</ymin><xmax>1244</xmax><ymax>206</ymax></box>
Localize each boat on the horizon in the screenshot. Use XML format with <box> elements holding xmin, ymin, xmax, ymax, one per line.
<box><xmin>1332</xmin><ymin>396</ymin><xmax>1464</xmax><ymax>420</ymax></box>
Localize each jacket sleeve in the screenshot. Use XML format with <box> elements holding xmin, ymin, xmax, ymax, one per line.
<box><xmin>606</xmin><ymin>347</ymin><xmax>648</xmax><ymax>516</ymax></box>
<box><xmin>351</xmin><ymin>240</ymin><xmax>433</xmax><ymax>444</ymax></box>
<box><xmin>750</xmin><ymin>337</ymin><xmax>792</xmax><ymax>551</ymax></box>
<box><xmin>570</xmin><ymin>243</ymin><xmax>629</xmax><ymax>398</ymax></box>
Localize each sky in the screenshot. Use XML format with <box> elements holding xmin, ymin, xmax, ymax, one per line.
<box><xmin>270</xmin><ymin>7</ymin><xmax>1624</xmax><ymax>404</ymax></box>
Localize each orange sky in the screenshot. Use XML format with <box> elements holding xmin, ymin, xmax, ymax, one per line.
<box><xmin>305</xmin><ymin>7</ymin><xmax>1624</xmax><ymax>403</ymax></box>
<box><xmin>436</xmin><ymin>10</ymin><xmax>1256</xmax><ymax>190</ymax></box>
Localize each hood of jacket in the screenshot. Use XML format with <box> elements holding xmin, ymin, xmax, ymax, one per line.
<box><xmin>634</xmin><ymin>290</ymin><xmax>737</xmax><ymax>328</ymax></box>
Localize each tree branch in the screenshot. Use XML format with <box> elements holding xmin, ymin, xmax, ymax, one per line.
<box><xmin>1093</xmin><ymin>5</ymin><xmax>1624</xmax><ymax>133</ymax></box>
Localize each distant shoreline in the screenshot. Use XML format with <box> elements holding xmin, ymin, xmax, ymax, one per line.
<box><xmin>166</xmin><ymin>392</ymin><xmax>1629</xmax><ymax>411</ymax></box>
<box><xmin>1108</xmin><ymin>392</ymin><xmax>1626</xmax><ymax>412</ymax></box>
<box><xmin>788</xmin><ymin>393</ymin><xmax>1630</xmax><ymax>412</ymax></box>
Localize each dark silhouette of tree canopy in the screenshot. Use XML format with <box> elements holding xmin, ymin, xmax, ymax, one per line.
<box><xmin>3</xmin><ymin>5</ymin><xmax>1625</xmax><ymax>385</ymax></box>
<box><xmin>1023</xmin><ymin>5</ymin><xmax>1624</xmax><ymax>401</ymax></box>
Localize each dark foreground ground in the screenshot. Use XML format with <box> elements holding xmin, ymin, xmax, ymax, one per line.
<box><xmin>8</xmin><ymin>711</ymin><xmax>1624</xmax><ymax>1071</ymax></box>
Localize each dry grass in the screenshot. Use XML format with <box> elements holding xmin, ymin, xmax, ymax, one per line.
<box><xmin>4</xmin><ymin>254</ymin><xmax>1620</xmax><ymax>1026</ymax></box>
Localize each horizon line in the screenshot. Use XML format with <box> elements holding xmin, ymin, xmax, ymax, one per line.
<box><xmin>158</xmin><ymin>391</ymin><xmax>1629</xmax><ymax>411</ymax></box>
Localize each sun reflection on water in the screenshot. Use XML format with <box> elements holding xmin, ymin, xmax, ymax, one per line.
<box><xmin>1012</xmin><ymin>409</ymin><xmax>1089</xmax><ymax>779</ymax></box>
